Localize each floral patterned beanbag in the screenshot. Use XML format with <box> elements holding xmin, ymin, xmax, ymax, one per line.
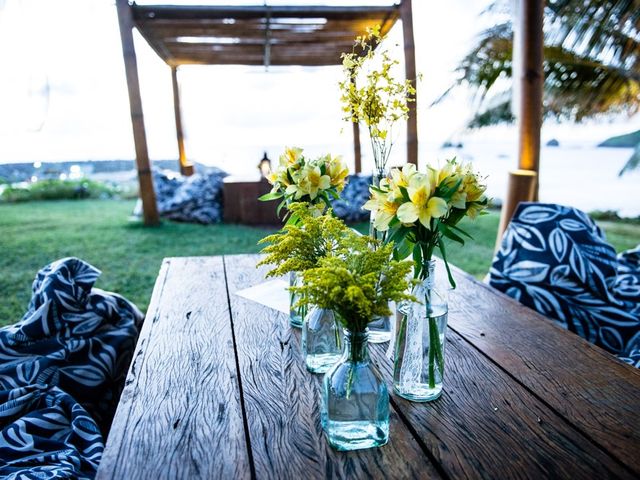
<box><xmin>489</xmin><ymin>203</ymin><xmax>640</xmax><ymax>367</ymax></box>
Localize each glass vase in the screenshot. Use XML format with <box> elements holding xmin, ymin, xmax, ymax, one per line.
<box><xmin>302</xmin><ymin>307</ymin><xmax>342</xmax><ymax>373</ymax></box>
<box><xmin>368</xmin><ymin>167</ymin><xmax>388</xmax><ymax>245</ymax></box>
<box><xmin>393</xmin><ymin>260</ymin><xmax>448</xmax><ymax>402</ymax></box>
<box><xmin>368</xmin><ymin>169</ymin><xmax>393</xmax><ymax>343</ymax></box>
<box><xmin>321</xmin><ymin>329</ymin><xmax>389</xmax><ymax>451</ymax></box>
<box><xmin>289</xmin><ymin>271</ymin><xmax>306</xmax><ymax>328</ymax></box>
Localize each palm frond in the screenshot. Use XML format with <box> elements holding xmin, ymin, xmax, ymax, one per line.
<box><xmin>619</xmin><ymin>142</ymin><xmax>640</xmax><ymax>176</ymax></box>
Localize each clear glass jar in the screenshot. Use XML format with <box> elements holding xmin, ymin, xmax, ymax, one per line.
<box><xmin>302</xmin><ymin>307</ymin><xmax>342</xmax><ymax>373</ymax></box>
<box><xmin>368</xmin><ymin>167</ymin><xmax>389</xmax><ymax>245</ymax></box>
<box><xmin>321</xmin><ymin>329</ymin><xmax>389</xmax><ymax>451</ymax></box>
<box><xmin>368</xmin><ymin>170</ymin><xmax>392</xmax><ymax>343</ymax></box>
<box><xmin>289</xmin><ymin>271</ymin><xmax>306</xmax><ymax>328</ymax></box>
<box><xmin>393</xmin><ymin>260</ymin><xmax>448</xmax><ymax>402</ymax></box>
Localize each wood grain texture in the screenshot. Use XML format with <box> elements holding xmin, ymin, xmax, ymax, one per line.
<box><xmin>224</xmin><ymin>254</ymin><xmax>441</xmax><ymax>480</ymax></box>
<box><xmin>371</xmin><ymin>333</ymin><xmax>633</xmax><ymax>480</ymax></box>
<box><xmin>444</xmin><ymin>261</ymin><xmax>640</xmax><ymax>475</ymax></box>
<box><xmin>97</xmin><ymin>257</ymin><xmax>250</xmax><ymax>479</ymax></box>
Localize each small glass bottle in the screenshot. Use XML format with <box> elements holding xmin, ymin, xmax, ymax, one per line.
<box><xmin>289</xmin><ymin>271</ymin><xmax>305</xmax><ymax>328</ymax></box>
<box><xmin>367</xmin><ymin>169</ymin><xmax>392</xmax><ymax>344</ymax></box>
<box><xmin>302</xmin><ymin>307</ymin><xmax>342</xmax><ymax>373</ymax></box>
<box><xmin>321</xmin><ymin>329</ymin><xmax>389</xmax><ymax>451</ymax></box>
<box><xmin>393</xmin><ymin>260</ymin><xmax>448</xmax><ymax>402</ymax></box>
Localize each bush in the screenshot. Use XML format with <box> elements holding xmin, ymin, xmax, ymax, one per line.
<box><xmin>590</xmin><ymin>210</ymin><xmax>640</xmax><ymax>224</ymax></box>
<box><xmin>0</xmin><ymin>179</ymin><xmax>118</xmax><ymax>203</ymax></box>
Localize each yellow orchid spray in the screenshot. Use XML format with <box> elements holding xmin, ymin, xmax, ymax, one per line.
<box><xmin>260</xmin><ymin>147</ymin><xmax>349</xmax><ymax>225</ymax></box>
<box><xmin>364</xmin><ymin>158</ymin><xmax>489</xmax><ymax>285</ymax></box>
<box><xmin>339</xmin><ymin>26</ymin><xmax>416</xmax><ymax>176</ymax></box>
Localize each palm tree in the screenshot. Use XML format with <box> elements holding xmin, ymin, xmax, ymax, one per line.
<box><xmin>443</xmin><ymin>0</ymin><xmax>640</xmax><ymax>175</ymax></box>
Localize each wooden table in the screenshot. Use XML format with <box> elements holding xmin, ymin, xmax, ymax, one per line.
<box><xmin>97</xmin><ymin>255</ymin><xmax>640</xmax><ymax>479</ymax></box>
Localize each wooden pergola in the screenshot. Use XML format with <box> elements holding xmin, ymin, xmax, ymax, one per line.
<box><xmin>116</xmin><ymin>0</ymin><xmax>418</xmax><ymax>226</ymax></box>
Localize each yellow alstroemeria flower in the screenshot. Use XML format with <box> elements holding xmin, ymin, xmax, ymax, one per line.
<box><xmin>363</xmin><ymin>189</ymin><xmax>400</xmax><ymax>231</ymax></box>
<box><xmin>279</xmin><ymin>147</ymin><xmax>303</xmax><ymax>169</ymax></box>
<box><xmin>390</xmin><ymin>163</ymin><xmax>417</xmax><ymax>189</ymax></box>
<box><xmin>298</xmin><ymin>165</ymin><xmax>331</xmax><ymax>200</ymax></box>
<box><xmin>327</xmin><ymin>155</ymin><xmax>349</xmax><ymax>190</ymax></box>
<box><xmin>285</xmin><ymin>183</ymin><xmax>306</xmax><ymax>200</ymax></box>
<box><xmin>396</xmin><ymin>174</ymin><xmax>448</xmax><ymax>228</ymax></box>
<box><xmin>450</xmin><ymin>190</ymin><xmax>467</xmax><ymax>209</ymax></box>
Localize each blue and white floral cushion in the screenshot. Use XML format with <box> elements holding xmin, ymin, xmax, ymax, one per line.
<box><xmin>489</xmin><ymin>203</ymin><xmax>640</xmax><ymax>368</ymax></box>
<box><xmin>0</xmin><ymin>258</ymin><xmax>143</xmax><ymax>478</ymax></box>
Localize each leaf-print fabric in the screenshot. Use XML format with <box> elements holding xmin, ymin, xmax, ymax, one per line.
<box><xmin>0</xmin><ymin>258</ymin><xmax>143</xmax><ymax>478</ymax></box>
<box><xmin>490</xmin><ymin>203</ymin><xmax>640</xmax><ymax>368</ymax></box>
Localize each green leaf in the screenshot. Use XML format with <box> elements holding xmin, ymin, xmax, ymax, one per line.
<box><xmin>449</xmin><ymin>224</ymin><xmax>473</xmax><ymax>239</ymax></box>
<box><xmin>437</xmin><ymin>238</ymin><xmax>456</xmax><ymax>289</ymax></box>
<box><xmin>327</xmin><ymin>188</ymin><xmax>340</xmax><ymax>200</ymax></box>
<box><xmin>258</xmin><ymin>191</ymin><xmax>283</xmax><ymax>201</ymax></box>
<box><xmin>393</xmin><ymin>237</ymin><xmax>413</xmax><ymax>260</ymax></box>
<box><xmin>398</xmin><ymin>186</ymin><xmax>410</xmax><ymax>202</ymax></box>
<box><xmin>439</xmin><ymin>223</ymin><xmax>465</xmax><ymax>245</ymax></box>
<box><xmin>412</xmin><ymin>243</ymin><xmax>422</xmax><ymax>278</ymax></box>
<box><xmin>387</xmin><ymin>225</ymin><xmax>409</xmax><ymax>245</ymax></box>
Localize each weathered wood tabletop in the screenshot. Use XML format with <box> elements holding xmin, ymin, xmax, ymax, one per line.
<box><xmin>97</xmin><ymin>254</ymin><xmax>640</xmax><ymax>479</ymax></box>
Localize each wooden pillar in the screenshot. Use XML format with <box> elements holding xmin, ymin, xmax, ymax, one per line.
<box><xmin>496</xmin><ymin>0</ymin><xmax>544</xmax><ymax>245</ymax></box>
<box><xmin>171</xmin><ymin>66</ymin><xmax>194</xmax><ymax>176</ymax></box>
<box><xmin>515</xmin><ymin>0</ymin><xmax>544</xmax><ymax>186</ymax></box>
<box><xmin>400</xmin><ymin>0</ymin><xmax>418</xmax><ymax>167</ymax></box>
<box><xmin>116</xmin><ymin>0</ymin><xmax>159</xmax><ymax>226</ymax></box>
<box><xmin>350</xmin><ymin>75</ymin><xmax>362</xmax><ymax>174</ymax></box>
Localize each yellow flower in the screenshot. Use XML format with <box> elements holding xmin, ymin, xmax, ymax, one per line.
<box><xmin>326</xmin><ymin>155</ymin><xmax>349</xmax><ymax>191</ymax></box>
<box><xmin>363</xmin><ymin>189</ymin><xmax>400</xmax><ymax>231</ymax></box>
<box><xmin>396</xmin><ymin>174</ymin><xmax>448</xmax><ymax>228</ymax></box>
<box><xmin>279</xmin><ymin>147</ymin><xmax>303</xmax><ymax>169</ymax></box>
<box><xmin>285</xmin><ymin>183</ymin><xmax>305</xmax><ymax>200</ymax></box>
<box><xmin>298</xmin><ymin>164</ymin><xmax>331</xmax><ymax>200</ymax></box>
<box><xmin>390</xmin><ymin>164</ymin><xmax>417</xmax><ymax>188</ymax></box>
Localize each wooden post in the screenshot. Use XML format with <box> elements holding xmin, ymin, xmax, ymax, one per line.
<box><xmin>400</xmin><ymin>0</ymin><xmax>418</xmax><ymax>167</ymax></box>
<box><xmin>352</xmin><ymin>120</ymin><xmax>362</xmax><ymax>174</ymax></box>
<box><xmin>516</xmin><ymin>0</ymin><xmax>544</xmax><ymax>187</ymax></box>
<box><xmin>496</xmin><ymin>170</ymin><xmax>538</xmax><ymax>249</ymax></box>
<box><xmin>171</xmin><ymin>66</ymin><xmax>194</xmax><ymax>176</ymax></box>
<box><xmin>496</xmin><ymin>0</ymin><xmax>544</xmax><ymax>245</ymax></box>
<box><xmin>116</xmin><ymin>0</ymin><xmax>159</xmax><ymax>226</ymax></box>
<box><xmin>350</xmin><ymin>75</ymin><xmax>362</xmax><ymax>174</ymax></box>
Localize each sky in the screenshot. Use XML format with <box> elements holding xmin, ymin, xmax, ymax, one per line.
<box><xmin>0</xmin><ymin>0</ymin><xmax>639</xmax><ymax>176</ymax></box>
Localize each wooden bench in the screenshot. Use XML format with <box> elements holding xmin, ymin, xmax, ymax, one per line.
<box><xmin>97</xmin><ymin>255</ymin><xmax>640</xmax><ymax>479</ymax></box>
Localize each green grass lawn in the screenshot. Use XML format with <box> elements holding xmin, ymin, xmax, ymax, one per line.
<box><xmin>1</xmin><ymin>199</ymin><xmax>638</xmax><ymax>326</ymax></box>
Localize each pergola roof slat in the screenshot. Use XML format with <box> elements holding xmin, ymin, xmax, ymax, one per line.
<box><xmin>131</xmin><ymin>2</ymin><xmax>399</xmax><ymax>67</ymax></box>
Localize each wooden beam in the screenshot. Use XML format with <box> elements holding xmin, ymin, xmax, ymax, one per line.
<box><xmin>497</xmin><ymin>0</ymin><xmax>544</xmax><ymax>243</ymax></box>
<box><xmin>132</xmin><ymin>5</ymin><xmax>398</xmax><ymax>22</ymax></box>
<box><xmin>516</xmin><ymin>0</ymin><xmax>544</xmax><ymax>194</ymax></box>
<box><xmin>116</xmin><ymin>0</ymin><xmax>160</xmax><ymax>226</ymax></box>
<box><xmin>171</xmin><ymin>66</ymin><xmax>194</xmax><ymax>176</ymax></box>
<box><xmin>400</xmin><ymin>0</ymin><xmax>418</xmax><ymax>167</ymax></box>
